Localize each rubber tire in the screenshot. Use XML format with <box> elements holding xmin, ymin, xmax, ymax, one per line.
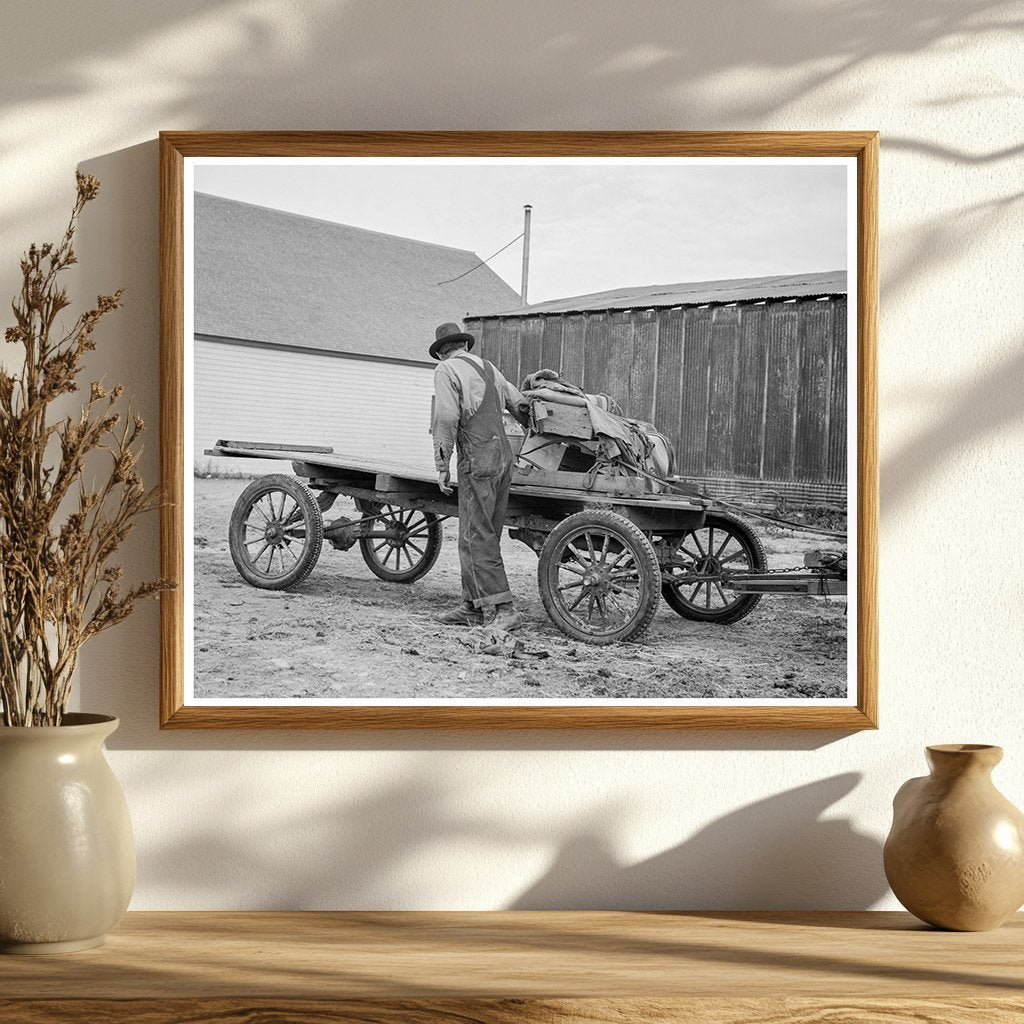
<box><xmin>359</xmin><ymin>508</ymin><xmax>443</xmax><ymax>584</ymax></box>
<box><xmin>661</xmin><ymin>510</ymin><xmax>766</xmax><ymax>624</ymax></box>
<box><xmin>538</xmin><ymin>509</ymin><xmax>661</xmax><ymax>645</ymax></box>
<box><xmin>228</xmin><ymin>474</ymin><xmax>324</xmax><ymax>590</ymax></box>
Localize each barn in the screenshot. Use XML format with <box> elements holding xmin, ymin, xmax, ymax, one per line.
<box><xmin>192</xmin><ymin>193</ymin><xmax>520</xmax><ymax>472</ymax></box>
<box><xmin>466</xmin><ymin>271</ymin><xmax>849</xmax><ymax>508</ymax></box>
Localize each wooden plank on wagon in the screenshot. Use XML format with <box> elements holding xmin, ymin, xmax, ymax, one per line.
<box><xmin>373</xmin><ymin>473</ymin><xmax>438</xmax><ymax>494</ymax></box>
<box><xmin>213</xmin><ymin>440</ymin><xmax>334</xmax><ymax>454</ymax></box>
<box><xmin>529</xmin><ymin>402</ymin><xmax>594</xmax><ymax>439</ymax></box>
<box><xmin>513</xmin><ymin>467</ymin><xmax>648</xmax><ymax>495</ymax></box>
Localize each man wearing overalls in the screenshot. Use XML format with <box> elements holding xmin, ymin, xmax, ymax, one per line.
<box><xmin>430</xmin><ymin>322</ymin><xmax>529</xmax><ymax>630</ymax></box>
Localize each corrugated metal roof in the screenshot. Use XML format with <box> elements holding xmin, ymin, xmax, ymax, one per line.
<box><xmin>468</xmin><ymin>270</ymin><xmax>846</xmax><ymax>318</ymax></box>
<box><xmin>194</xmin><ymin>194</ymin><xmax>520</xmax><ymax>362</ymax></box>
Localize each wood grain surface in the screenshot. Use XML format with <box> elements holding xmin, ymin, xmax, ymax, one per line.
<box><xmin>0</xmin><ymin>911</ymin><xmax>1019</xmax><ymax>1023</ymax></box>
<box><xmin>159</xmin><ymin>130</ymin><xmax>879</xmax><ymax>731</ymax></box>
<box><xmin>4</xmin><ymin>997</ymin><xmax>1023</xmax><ymax>1024</ymax></box>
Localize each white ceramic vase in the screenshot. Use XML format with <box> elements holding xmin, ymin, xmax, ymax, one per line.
<box><xmin>0</xmin><ymin>713</ymin><xmax>135</xmax><ymax>953</ymax></box>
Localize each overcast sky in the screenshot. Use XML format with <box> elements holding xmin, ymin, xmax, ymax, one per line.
<box><xmin>194</xmin><ymin>160</ymin><xmax>848</xmax><ymax>304</ymax></box>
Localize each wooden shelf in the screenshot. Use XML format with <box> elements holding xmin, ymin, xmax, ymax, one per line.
<box><xmin>1</xmin><ymin>911</ymin><xmax>1021</xmax><ymax>1022</ymax></box>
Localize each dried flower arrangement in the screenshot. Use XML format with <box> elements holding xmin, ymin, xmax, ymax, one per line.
<box><xmin>0</xmin><ymin>173</ymin><xmax>171</xmax><ymax>726</ymax></box>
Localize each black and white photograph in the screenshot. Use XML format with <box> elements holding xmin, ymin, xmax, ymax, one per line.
<box><xmin>181</xmin><ymin>153</ymin><xmax>859</xmax><ymax>710</ymax></box>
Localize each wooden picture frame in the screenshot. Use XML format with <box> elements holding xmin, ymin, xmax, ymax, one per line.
<box><xmin>160</xmin><ymin>131</ymin><xmax>878</xmax><ymax>730</ymax></box>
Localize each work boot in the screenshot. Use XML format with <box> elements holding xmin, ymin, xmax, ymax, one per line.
<box><xmin>484</xmin><ymin>602</ymin><xmax>524</xmax><ymax>632</ymax></box>
<box><xmin>437</xmin><ymin>601</ymin><xmax>483</xmax><ymax>626</ymax></box>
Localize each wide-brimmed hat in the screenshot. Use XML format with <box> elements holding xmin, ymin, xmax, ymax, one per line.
<box><xmin>430</xmin><ymin>322</ymin><xmax>476</xmax><ymax>360</ymax></box>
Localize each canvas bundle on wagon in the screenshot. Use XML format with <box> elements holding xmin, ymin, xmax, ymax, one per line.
<box><xmin>206</xmin><ymin>377</ymin><xmax>847</xmax><ymax>646</ymax></box>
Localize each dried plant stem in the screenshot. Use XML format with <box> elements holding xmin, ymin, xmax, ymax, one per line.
<box><xmin>0</xmin><ymin>174</ymin><xmax>172</xmax><ymax>726</ymax></box>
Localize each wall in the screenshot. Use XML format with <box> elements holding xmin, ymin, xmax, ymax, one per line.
<box><xmin>471</xmin><ymin>298</ymin><xmax>849</xmax><ymax>506</ymax></box>
<box><xmin>1</xmin><ymin>0</ymin><xmax>1021</xmax><ymax>911</ymax></box>
<box><xmin>193</xmin><ymin>339</ymin><xmax>435</xmax><ymax>472</ymax></box>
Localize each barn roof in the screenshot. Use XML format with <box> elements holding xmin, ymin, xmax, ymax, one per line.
<box><xmin>468</xmin><ymin>270</ymin><xmax>847</xmax><ymax>318</ymax></box>
<box><xmin>194</xmin><ymin>193</ymin><xmax>520</xmax><ymax>363</ymax></box>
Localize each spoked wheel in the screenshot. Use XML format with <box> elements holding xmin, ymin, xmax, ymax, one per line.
<box><xmin>538</xmin><ymin>509</ymin><xmax>661</xmax><ymax>645</ymax></box>
<box><xmin>661</xmin><ymin>511</ymin><xmax>766</xmax><ymax>624</ymax></box>
<box><xmin>228</xmin><ymin>474</ymin><xmax>324</xmax><ymax>590</ymax></box>
<box><xmin>358</xmin><ymin>505</ymin><xmax>443</xmax><ymax>583</ymax></box>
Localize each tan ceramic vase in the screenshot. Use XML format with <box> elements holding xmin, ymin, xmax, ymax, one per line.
<box><xmin>0</xmin><ymin>714</ymin><xmax>135</xmax><ymax>953</ymax></box>
<box><xmin>884</xmin><ymin>744</ymin><xmax>1024</xmax><ymax>931</ymax></box>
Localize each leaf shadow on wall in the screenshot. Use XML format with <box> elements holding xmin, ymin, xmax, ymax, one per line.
<box><xmin>881</xmin><ymin>337</ymin><xmax>1024</xmax><ymax>510</ymax></box>
<box><xmin>130</xmin><ymin>760</ymin><xmax>886</xmax><ymax>911</ymax></box>
<box><xmin>511</xmin><ymin>773</ymin><xmax>887</xmax><ymax>910</ymax></box>
<box><xmin>882</xmin><ymin>191</ymin><xmax>1023</xmax><ymax>316</ymax></box>
<box><xmin>1</xmin><ymin>0</ymin><xmax>1018</xmax><ymax>249</ymax></box>
<box><xmin>3</xmin><ymin>0</ymin><xmax>1015</xmax><ymax>129</ymax></box>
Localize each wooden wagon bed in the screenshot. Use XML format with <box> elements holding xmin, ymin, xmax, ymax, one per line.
<box><xmin>204</xmin><ymin>440</ymin><xmax>710</xmax><ymax>513</ymax></box>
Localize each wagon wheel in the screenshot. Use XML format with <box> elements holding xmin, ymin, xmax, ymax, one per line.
<box><xmin>538</xmin><ymin>509</ymin><xmax>661</xmax><ymax>645</ymax></box>
<box><xmin>359</xmin><ymin>505</ymin><xmax>442</xmax><ymax>584</ymax></box>
<box><xmin>660</xmin><ymin>511</ymin><xmax>766</xmax><ymax>624</ymax></box>
<box><xmin>228</xmin><ymin>474</ymin><xmax>324</xmax><ymax>590</ymax></box>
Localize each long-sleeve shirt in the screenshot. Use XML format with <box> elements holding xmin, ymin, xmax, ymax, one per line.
<box><xmin>431</xmin><ymin>354</ymin><xmax>527</xmax><ymax>472</ymax></box>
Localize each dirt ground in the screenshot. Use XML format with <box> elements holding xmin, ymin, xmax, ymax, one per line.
<box><xmin>193</xmin><ymin>477</ymin><xmax>848</xmax><ymax>700</ymax></box>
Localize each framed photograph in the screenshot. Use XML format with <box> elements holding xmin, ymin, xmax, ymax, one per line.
<box><xmin>160</xmin><ymin>131</ymin><xmax>877</xmax><ymax>729</ymax></box>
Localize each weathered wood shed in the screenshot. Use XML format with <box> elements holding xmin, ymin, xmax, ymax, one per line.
<box><xmin>466</xmin><ymin>271</ymin><xmax>848</xmax><ymax>507</ymax></box>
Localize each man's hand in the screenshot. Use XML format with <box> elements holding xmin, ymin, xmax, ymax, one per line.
<box><xmin>437</xmin><ymin>469</ymin><xmax>453</xmax><ymax>495</ymax></box>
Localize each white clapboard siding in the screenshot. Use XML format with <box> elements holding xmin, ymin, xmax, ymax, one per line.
<box><xmin>194</xmin><ymin>339</ymin><xmax>436</xmax><ymax>476</ymax></box>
